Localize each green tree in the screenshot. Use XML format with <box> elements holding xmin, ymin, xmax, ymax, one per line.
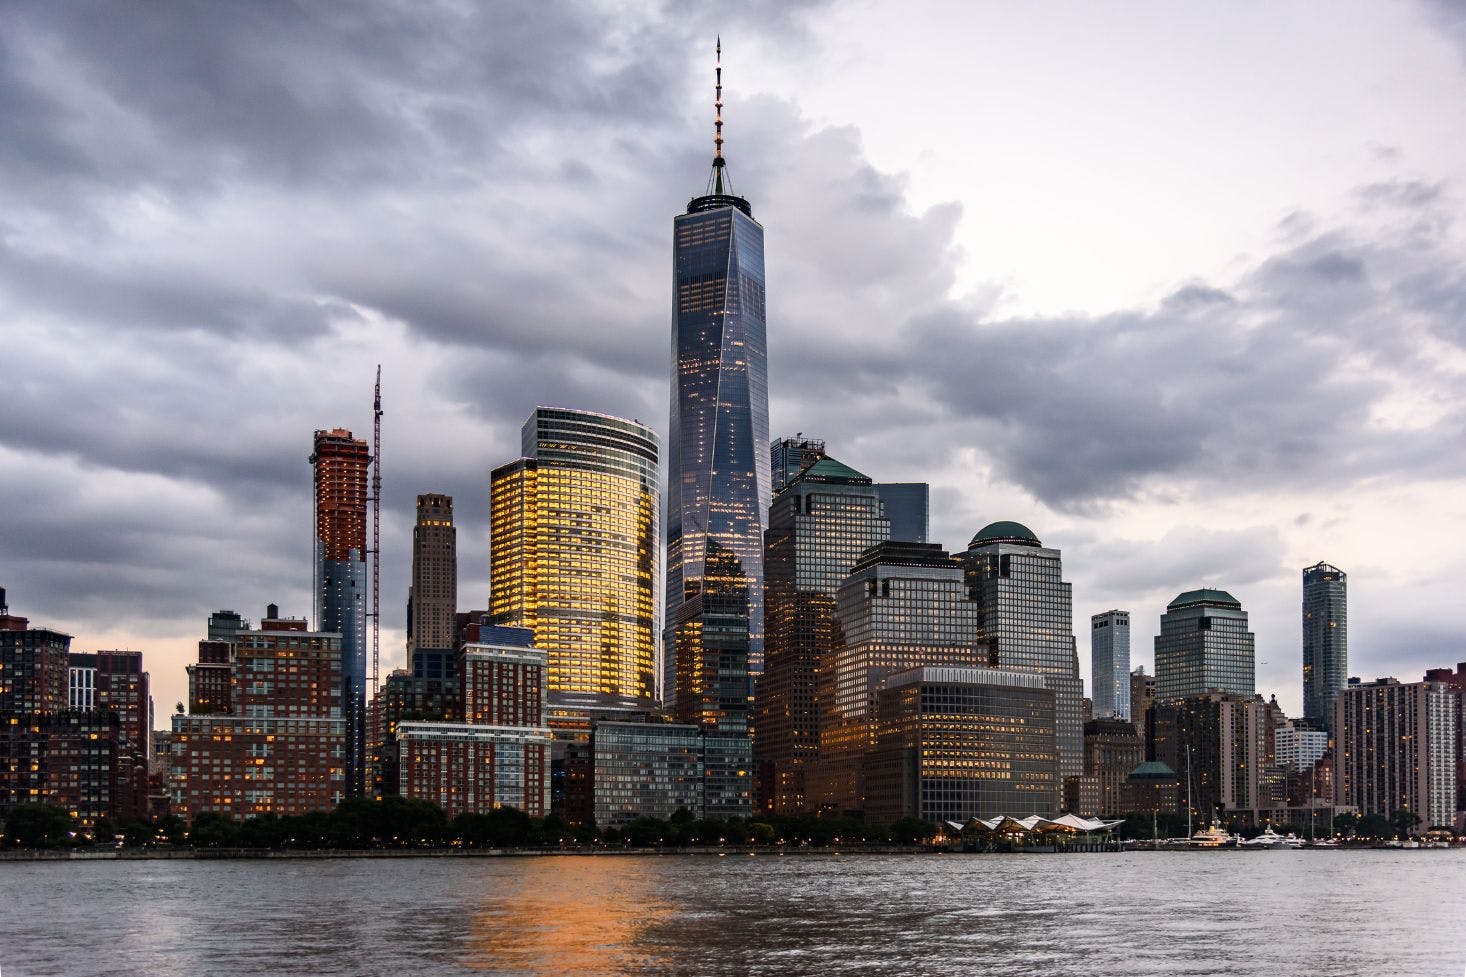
<box><xmin>1389</xmin><ymin>808</ymin><xmax>1422</xmax><ymax>839</ymax></box>
<box><xmin>3</xmin><ymin>803</ymin><xmax>75</xmax><ymax>848</ymax></box>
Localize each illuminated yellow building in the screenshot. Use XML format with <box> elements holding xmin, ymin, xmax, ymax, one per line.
<box><xmin>490</xmin><ymin>408</ymin><xmax>659</xmax><ymax>723</ymax></box>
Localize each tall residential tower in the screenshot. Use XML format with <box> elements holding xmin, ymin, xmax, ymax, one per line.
<box><xmin>311</xmin><ymin>428</ymin><xmax>369</xmax><ymax>796</ymax></box>
<box><xmin>408</xmin><ymin>494</ymin><xmax>457</xmax><ymax>662</ymax></box>
<box><xmin>1302</xmin><ymin>562</ymin><xmax>1347</xmax><ymax>732</ymax></box>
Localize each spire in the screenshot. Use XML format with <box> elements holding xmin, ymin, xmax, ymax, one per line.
<box><xmin>688</xmin><ymin>35</ymin><xmax>751</xmax><ymax>216</ymax></box>
<box><xmin>710</xmin><ymin>36</ymin><xmax>728</xmax><ymax>195</ymax></box>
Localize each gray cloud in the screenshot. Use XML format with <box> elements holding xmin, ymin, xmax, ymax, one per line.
<box><xmin>2</xmin><ymin>0</ymin><xmax>1464</xmax><ymax>720</ymax></box>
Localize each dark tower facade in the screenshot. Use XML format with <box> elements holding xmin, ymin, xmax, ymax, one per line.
<box><xmin>1302</xmin><ymin>562</ymin><xmax>1347</xmax><ymax>733</ymax></box>
<box><xmin>665</xmin><ymin>41</ymin><xmax>770</xmax><ymax>721</ymax></box>
<box><xmin>756</xmin><ymin>456</ymin><xmax>888</xmax><ymax>814</ymax></box>
<box><xmin>311</xmin><ymin>428</ymin><xmax>370</xmax><ymax>796</ymax></box>
<box><xmin>408</xmin><ymin>493</ymin><xmax>457</xmax><ymax>659</ymax></box>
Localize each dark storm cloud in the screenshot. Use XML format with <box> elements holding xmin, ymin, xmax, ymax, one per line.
<box><xmin>1</xmin><ymin>0</ymin><xmax>1463</xmax><ymax>715</ymax></box>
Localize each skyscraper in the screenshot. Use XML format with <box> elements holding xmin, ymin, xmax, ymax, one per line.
<box><xmin>873</xmin><ymin>483</ymin><xmax>930</xmax><ymax>544</ymax></box>
<box><xmin>1302</xmin><ymin>561</ymin><xmax>1347</xmax><ymax>732</ymax></box>
<box><xmin>956</xmin><ymin>522</ymin><xmax>1086</xmax><ymax>782</ymax></box>
<box><xmin>490</xmin><ymin>408</ymin><xmax>659</xmax><ymax>723</ymax></box>
<box><xmin>311</xmin><ymin>428</ymin><xmax>369</xmax><ymax>796</ymax></box>
<box><xmin>665</xmin><ymin>42</ymin><xmax>771</xmax><ymax>713</ymax></box>
<box><xmin>811</xmin><ymin>541</ymin><xmax>984</xmax><ymax>812</ymax></box>
<box><xmin>1154</xmin><ymin>589</ymin><xmax>1256</xmax><ymax>702</ymax></box>
<box><xmin>408</xmin><ymin>494</ymin><xmax>457</xmax><ymax>662</ymax></box>
<box><xmin>1091</xmin><ymin>610</ymin><xmax>1131</xmax><ymax>720</ymax></box>
<box><xmin>757</xmin><ymin>455</ymin><xmax>889</xmax><ymax>814</ymax></box>
<box><xmin>770</xmin><ymin>435</ymin><xmax>825</xmax><ymax>494</ymax></box>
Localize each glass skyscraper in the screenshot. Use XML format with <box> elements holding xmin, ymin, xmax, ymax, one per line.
<box><xmin>489</xmin><ymin>408</ymin><xmax>659</xmax><ymax>723</ymax></box>
<box><xmin>756</xmin><ymin>455</ymin><xmax>889</xmax><ymax>814</ymax></box>
<box><xmin>1153</xmin><ymin>588</ymin><xmax>1256</xmax><ymax>701</ymax></box>
<box><xmin>665</xmin><ymin>54</ymin><xmax>770</xmax><ymax>718</ymax></box>
<box><xmin>956</xmin><ymin>521</ymin><xmax>1085</xmax><ymax>782</ymax></box>
<box><xmin>1090</xmin><ymin>609</ymin><xmax>1131</xmax><ymax>720</ymax></box>
<box><xmin>1302</xmin><ymin>561</ymin><xmax>1347</xmax><ymax>732</ymax></box>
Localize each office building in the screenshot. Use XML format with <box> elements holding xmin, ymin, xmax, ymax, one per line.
<box><xmin>396</xmin><ymin>626</ymin><xmax>552</xmax><ymax>817</ymax></box>
<box><xmin>873</xmin><ymin>483</ymin><xmax>930</xmax><ymax>544</ymax></box>
<box><xmin>1334</xmin><ymin>677</ymin><xmax>1456</xmax><ymax>832</ymax></box>
<box><xmin>756</xmin><ymin>455</ymin><xmax>889</xmax><ymax>814</ymax></box>
<box><xmin>311</xmin><ymin>428</ymin><xmax>370</xmax><ymax>796</ymax></box>
<box><xmin>408</xmin><ymin>493</ymin><xmax>457</xmax><ymax>659</ymax></box>
<box><xmin>589</xmin><ymin>720</ymin><xmax>752</xmax><ymax>825</ymax></box>
<box><xmin>865</xmin><ymin>666</ymin><xmax>1058</xmax><ymax>824</ymax></box>
<box><xmin>665</xmin><ymin>47</ymin><xmax>771</xmax><ymax>718</ymax></box>
<box><xmin>1302</xmin><ymin>562</ymin><xmax>1348</xmax><ymax>733</ymax></box>
<box><xmin>957</xmin><ymin>522</ymin><xmax>1085</xmax><ymax>782</ymax></box>
<box><xmin>1154</xmin><ymin>589</ymin><xmax>1256</xmax><ymax>702</ymax></box>
<box><xmin>1090</xmin><ymin>610</ymin><xmax>1131</xmax><ymax>720</ymax></box>
<box><xmin>770</xmin><ymin>436</ymin><xmax>825</xmax><ymax>494</ymax></box>
<box><xmin>170</xmin><ymin>607</ymin><xmax>347</xmax><ymax>819</ymax></box>
<box><xmin>812</xmin><ymin>542</ymin><xmax>984</xmax><ymax>813</ymax></box>
<box><xmin>491</xmin><ymin>408</ymin><xmax>659</xmax><ymax>725</ymax></box>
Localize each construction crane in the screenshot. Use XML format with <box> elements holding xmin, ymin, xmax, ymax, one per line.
<box><xmin>369</xmin><ymin>365</ymin><xmax>382</xmax><ymax>696</ymax></box>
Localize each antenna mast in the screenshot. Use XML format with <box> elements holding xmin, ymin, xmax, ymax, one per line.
<box><xmin>370</xmin><ymin>365</ymin><xmax>382</xmax><ymax>696</ymax></box>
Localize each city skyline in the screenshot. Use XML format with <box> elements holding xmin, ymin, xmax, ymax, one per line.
<box><xmin>3</xmin><ymin>3</ymin><xmax>1466</xmax><ymax>722</ymax></box>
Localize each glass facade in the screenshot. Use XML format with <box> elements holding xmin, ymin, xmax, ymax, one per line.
<box><xmin>1090</xmin><ymin>610</ymin><xmax>1132</xmax><ymax>720</ymax></box>
<box><xmin>957</xmin><ymin>524</ymin><xmax>1085</xmax><ymax>782</ymax></box>
<box><xmin>809</xmin><ymin>542</ymin><xmax>984</xmax><ymax>813</ymax></box>
<box><xmin>665</xmin><ymin>191</ymin><xmax>771</xmax><ymax>707</ymax></box>
<box><xmin>1153</xmin><ymin>589</ymin><xmax>1256</xmax><ymax>702</ymax></box>
<box><xmin>490</xmin><ymin>409</ymin><xmax>659</xmax><ymax>718</ymax></box>
<box><xmin>1302</xmin><ymin>562</ymin><xmax>1347</xmax><ymax>732</ymax></box>
<box><xmin>756</xmin><ymin>456</ymin><xmax>889</xmax><ymax>814</ymax></box>
<box><xmin>866</xmin><ymin>667</ymin><xmax>1058</xmax><ymax>823</ymax></box>
<box><xmin>873</xmin><ymin>483</ymin><xmax>930</xmax><ymax>544</ymax></box>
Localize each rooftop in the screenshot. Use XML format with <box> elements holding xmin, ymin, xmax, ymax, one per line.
<box><xmin>969</xmin><ymin>520</ymin><xmax>1041</xmax><ymax>548</ymax></box>
<box><xmin>1168</xmin><ymin>588</ymin><xmax>1241</xmax><ymax>610</ymax></box>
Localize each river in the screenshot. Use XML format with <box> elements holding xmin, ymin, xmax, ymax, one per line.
<box><xmin>4</xmin><ymin>850</ymin><xmax>1464</xmax><ymax>976</ymax></box>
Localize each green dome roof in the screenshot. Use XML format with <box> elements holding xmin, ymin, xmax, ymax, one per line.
<box><xmin>1168</xmin><ymin>588</ymin><xmax>1241</xmax><ymax>610</ymax></box>
<box><xmin>970</xmin><ymin>520</ymin><xmax>1041</xmax><ymax>548</ymax></box>
<box><xmin>1127</xmin><ymin>760</ymin><xmax>1178</xmax><ymax>781</ymax></box>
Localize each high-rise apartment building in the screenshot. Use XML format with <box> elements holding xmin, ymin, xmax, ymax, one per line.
<box><xmin>1090</xmin><ymin>610</ymin><xmax>1131</xmax><ymax>720</ymax></box>
<box><xmin>665</xmin><ymin>47</ymin><xmax>771</xmax><ymax>715</ymax></box>
<box><xmin>408</xmin><ymin>494</ymin><xmax>457</xmax><ymax>659</ymax></box>
<box><xmin>1334</xmin><ymin>677</ymin><xmax>1456</xmax><ymax>832</ymax></box>
<box><xmin>396</xmin><ymin>626</ymin><xmax>552</xmax><ymax>817</ymax></box>
<box><xmin>311</xmin><ymin>428</ymin><xmax>369</xmax><ymax>796</ymax></box>
<box><xmin>170</xmin><ymin>607</ymin><xmax>347</xmax><ymax>819</ymax></box>
<box><xmin>490</xmin><ymin>408</ymin><xmax>659</xmax><ymax>722</ymax></box>
<box><xmin>756</xmin><ymin>455</ymin><xmax>889</xmax><ymax>814</ymax></box>
<box><xmin>1421</xmin><ymin>663</ymin><xmax>1466</xmax><ymax>819</ymax></box>
<box><xmin>1080</xmin><ymin>717</ymin><xmax>1144</xmax><ymax>816</ymax></box>
<box><xmin>812</xmin><ymin>542</ymin><xmax>984</xmax><ymax>812</ymax></box>
<box><xmin>1274</xmin><ymin>721</ymin><xmax>1329</xmax><ymax>772</ymax></box>
<box><xmin>956</xmin><ymin>522</ymin><xmax>1085</xmax><ymax>782</ymax></box>
<box><xmin>1154</xmin><ymin>589</ymin><xmax>1255</xmax><ymax>702</ymax></box>
<box><xmin>1151</xmin><ymin>692</ymin><xmax>1282</xmax><ymax>821</ymax></box>
<box><xmin>1302</xmin><ymin>562</ymin><xmax>1347</xmax><ymax>733</ymax></box>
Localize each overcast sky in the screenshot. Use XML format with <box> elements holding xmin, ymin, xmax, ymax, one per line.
<box><xmin>3</xmin><ymin>1</ymin><xmax>1465</xmax><ymax>723</ymax></box>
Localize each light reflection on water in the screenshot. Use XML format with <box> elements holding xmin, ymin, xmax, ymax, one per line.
<box><xmin>4</xmin><ymin>850</ymin><xmax>1465</xmax><ymax>977</ymax></box>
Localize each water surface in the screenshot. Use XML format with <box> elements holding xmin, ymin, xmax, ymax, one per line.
<box><xmin>5</xmin><ymin>850</ymin><xmax>1464</xmax><ymax>976</ymax></box>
